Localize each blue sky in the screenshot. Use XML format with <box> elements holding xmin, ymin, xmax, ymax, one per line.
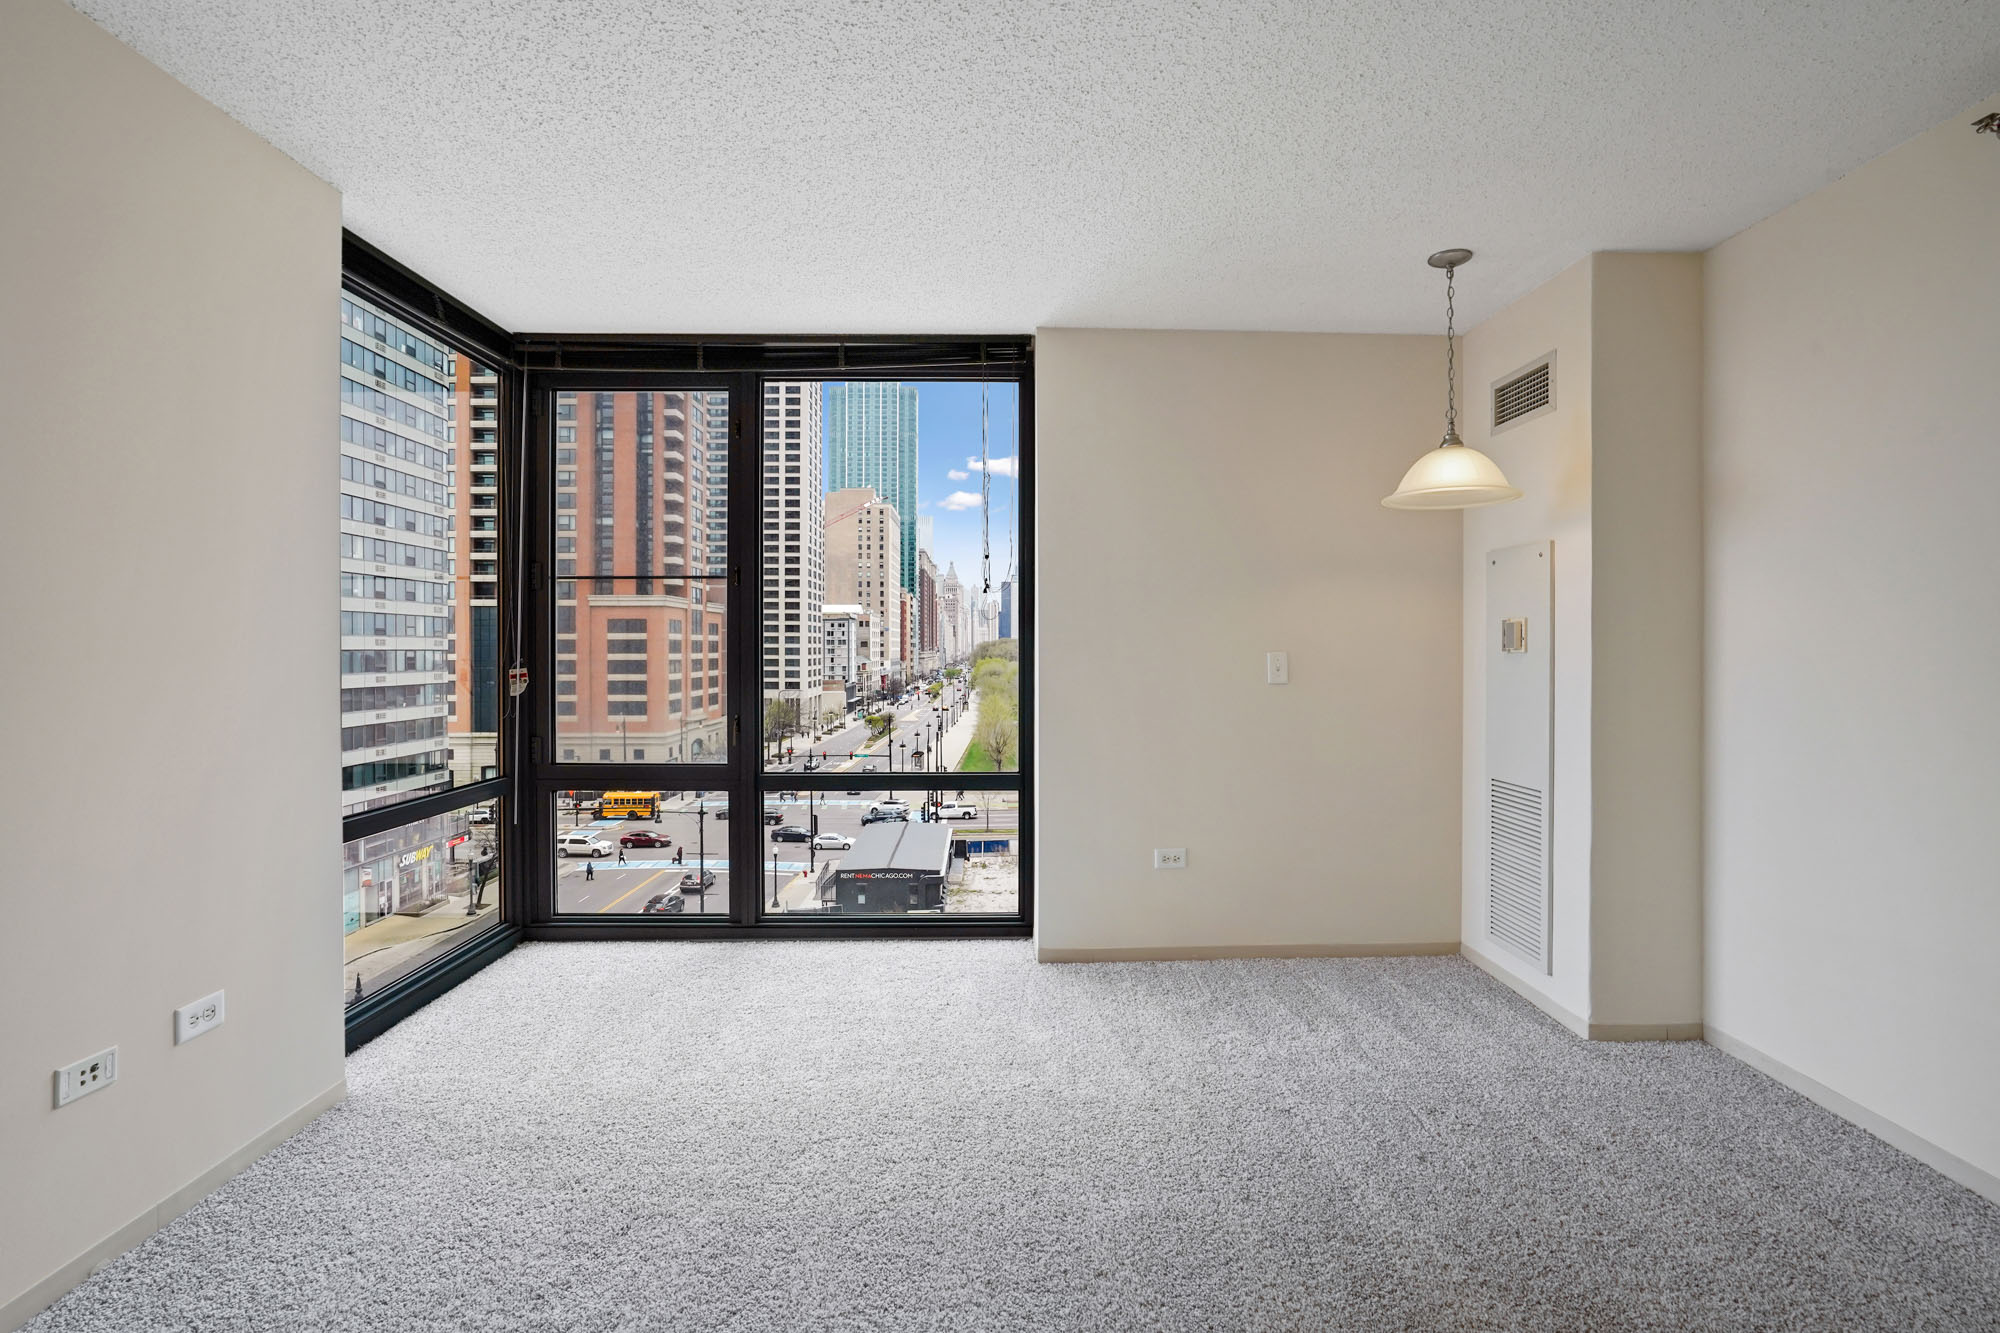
<box><xmin>824</xmin><ymin>381</ymin><xmax>1021</xmax><ymax>606</ymax></box>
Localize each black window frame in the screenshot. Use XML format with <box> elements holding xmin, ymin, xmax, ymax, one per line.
<box><xmin>516</xmin><ymin>344</ymin><xmax>1033</xmax><ymax>940</ymax></box>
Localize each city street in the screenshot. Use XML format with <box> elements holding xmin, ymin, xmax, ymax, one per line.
<box><xmin>767</xmin><ymin>681</ymin><xmax>973</xmax><ymax>776</ymax></box>
<box><xmin>555</xmin><ymin>784</ymin><xmax>1019</xmax><ymax>916</ymax></box>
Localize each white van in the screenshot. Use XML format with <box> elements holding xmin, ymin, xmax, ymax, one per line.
<box><xmin>558</xmin><ymin>832</ymin><xmax>613</xmax><ymax>858</ymax></box>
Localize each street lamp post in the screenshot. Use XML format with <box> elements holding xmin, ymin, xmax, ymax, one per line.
<box><xmin>619</xmin><ymin>720</ymin><xmax>627</xmax><ymax>762</ymax></box>
<box><xmin>695</xmin><ymin>800</ymin><xmax>708</xmax><ymax>911</ymax></box>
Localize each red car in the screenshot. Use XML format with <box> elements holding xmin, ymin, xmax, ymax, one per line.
<box><xmin>619</xmin><ymin>830</ymin><xmax>672</xmax><ymax>848</ymax></box>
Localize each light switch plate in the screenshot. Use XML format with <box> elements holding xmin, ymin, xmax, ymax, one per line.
<box><xmin>1265</xmin><ymin>652</ymin><xmax>1289</xmax><ymax>684</ymax></box>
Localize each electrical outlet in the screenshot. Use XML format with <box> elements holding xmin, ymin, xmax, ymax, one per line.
<box><xmin>55</xmin><ymin>1047</ymin><xmax>118</xmax><ymax>1108</ymax></box>
<box><xmin>175</xmin><ymin>990</ymin><xmax>225</xmax><ymax>1045</ymax></box>
<box><xmin>1154</xmin><ymin>847</ymin><xmax>1187</xmax><ymax>870</ymax></box>
<box><xmin>1265</xmin><ymin>652</ymin><xmax>1289</xmax><ymax>685</ymax></box>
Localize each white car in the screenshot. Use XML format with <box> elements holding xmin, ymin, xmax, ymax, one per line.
<box><xmin>812</xmin><ymin>832</ymin><xmax>854</xmax><ymax>851</ymax></box>
<box><xmin>868</xmin><ymin>800</ymin><xmax>910</xmax><ymax>817</ymax></box>
<box><xmin>557</xmin><ymin>832</ymin><xmax>613</xmax><ymax>858</ymax></box>
<box><xmin>934</xmin><ymin>803</ymin><xmax>980</xmax><ymax>821</ymax></box>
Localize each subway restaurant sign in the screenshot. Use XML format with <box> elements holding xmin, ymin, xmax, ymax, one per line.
<box><xmin>398</xmin><ymin>845</ymin><xmax>435</xmax><ymax>869</ymax></box>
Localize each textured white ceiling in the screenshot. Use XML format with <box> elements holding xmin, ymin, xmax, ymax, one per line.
<box><xmin>69</xmin><ymin>0</ymin><xmax>2000</xmax><ymax>334</ymax></box>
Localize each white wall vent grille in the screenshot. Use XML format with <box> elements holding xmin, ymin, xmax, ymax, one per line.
<box><xmin>1492</xmin><ymin>356</ymin><xmax>1554</xmax><ymax>431</ymax></box>
<box><xmin>1487</xmin><ymin>778</ymin><xmax>1549</xmax><ymax>969</ymax></box>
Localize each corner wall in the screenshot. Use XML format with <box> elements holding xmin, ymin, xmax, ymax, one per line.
<box><xmin>1035</xmin><ymin>328</ymin><xmax>1462</xmax><ymax>957</ymax></box>
<box><xmin>1704</xmin><ymin>91</ymin><xmax>2000</xmax><ymax>1192</ymax></box>
<box><xmin>0</xmin><ymin>1</ymin><xmax>346</xmax><ymax>1325</ymax></box>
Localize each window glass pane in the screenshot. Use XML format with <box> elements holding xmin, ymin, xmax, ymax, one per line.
<box><xmin>551</xmin><ymin>389</ymin><xmax>729</xmax><ymax>764</ymax></box>
<box><xmin>759</xmin><ymin>788</ymin><xmax>1018</xmax><ymax>915</ymax></box>
<box><xmin>554</xmin><ymin>790</ymin><xmax>729</xmax><ymax>915</ymax></box>
<box><xmin>340</xmin><ymin>291</ymin><xmax>503</xmax><ymax>814</ymax></box>
<box><xmin>344</xmin><ymin>796</ymin><xmax>502</xmax><ymax>1003</ymax></box>
<box><xmin>768</xmin><ymin>380</ymin><xmax>1020</xmax><ymax>774</ymax></box>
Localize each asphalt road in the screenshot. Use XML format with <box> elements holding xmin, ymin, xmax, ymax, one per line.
<box><xmin>554</xmin><ymin>784</ymin><xmax>1019</xmax><ymax>916</ymax></box>
<box><xmin>768</xmin><ymin>683</ymin><xmax>971</xmax><ymax>775</ymax></box>
<box><xmin>552</xmin><ymin>678</ymin><xmax>1005</xmax><ymax>915</ymax></box>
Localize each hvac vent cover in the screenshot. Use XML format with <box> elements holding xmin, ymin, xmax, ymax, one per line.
<box><xmin>1487</xmin><ymin>778</ymin><xmax>1549</xmax><ymax>969</ymax></box>
<box><xmin>1492</xmin><ymin>355</ymin><xmax>1554</xmax><ymax>431</ymax></box>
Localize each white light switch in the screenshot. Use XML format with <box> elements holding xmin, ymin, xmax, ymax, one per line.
<box><xmin>1265</xmin><ymin>652</ymin><xmax>1289</xmax><ymax>685</ymax></box>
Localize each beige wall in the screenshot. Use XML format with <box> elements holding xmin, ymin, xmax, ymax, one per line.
<box><xmin>1587</xmin><ymin>253</ymin><xmax>1705</xmax><ymax>1028</ymax></box>
<box><xmin>0</xmin><ymin>1</ymin><xmax>345</xmax><ymax>1324</ymax></box>
<box><xmin>1704</xmin><ymin>91</ymin><xmax>2000</xmax><ymax>1190</ymax></box>
<box><xmin>1459</xmin><ymin>259</ymin><xmax>1595</xmax><ymax>1020</ymax></box>
<box><xmin>1034</xmin><ymin>328</ymin><xmax>1462</xmax><ymax>956</ymax></box>
<box><xmin>1458</xmin><ymin>254</ymin><xmax>1705</xmax><ymax>1035</ymax></box>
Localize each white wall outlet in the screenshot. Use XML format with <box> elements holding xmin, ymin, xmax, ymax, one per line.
<box><xmin>55</xmin><ymin>1047</ymin><xmax>118</xmax><ymax>1108</ymax></box>
<box><xmin>1265</xmin><ymin>651</ymin><xmax>1289</xmax><ymax>684</ymax></box>
<box><xmin>1154</xmin><ymin>847</ymin><xmax>1187</xmax><ymax>869</ymax></box>
<box><xmin>175</xmin><ymin>990</ymin><xmax>226</xmax><ymax>1044</ymax></box>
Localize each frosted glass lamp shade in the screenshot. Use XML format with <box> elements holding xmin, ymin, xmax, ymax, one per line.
<box><xmin>1381</xmin><ymin>440</ymin><xmax>1522</xmax><ymax>510</ymax></box>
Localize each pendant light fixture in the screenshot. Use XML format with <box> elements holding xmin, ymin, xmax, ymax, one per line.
<box><xmin>1382</xmin><ymin>249</ymin><xmax>1522</xmax><ymax>510</ymax></box>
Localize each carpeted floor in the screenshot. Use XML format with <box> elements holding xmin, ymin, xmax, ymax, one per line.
<box><xmin>27</xmin><ymin>942</ymin><xmax>2000</xmax><ymax>1332</ymax></box>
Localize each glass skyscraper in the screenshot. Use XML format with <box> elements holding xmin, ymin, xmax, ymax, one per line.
<box><xmin>824</xmin><ymin>382</ymin><xmax>918</xmax><ymax>594</ymax></box>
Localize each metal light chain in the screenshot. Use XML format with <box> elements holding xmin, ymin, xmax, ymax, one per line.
<box><xmin>1443</xmin><ymin>263</ymin><xmax>1457</xmax><ymax>441</ymax></box>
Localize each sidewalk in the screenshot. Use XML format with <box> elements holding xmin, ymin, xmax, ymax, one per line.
<box><xmin>940</xmin><ymin>690</ymin><xmax>981</xmax><ymax>770</ymax></box>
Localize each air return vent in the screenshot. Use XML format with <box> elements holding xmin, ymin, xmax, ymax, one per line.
<box><xmin>1492</xmin><ymin>355</ymin><xmax>1554</xmax><ymax>431</ymax></box>
<box><xmin>1487</xmin><ymin>778</ymin><xmax>1549</xmax><ymax>969</ymax></box>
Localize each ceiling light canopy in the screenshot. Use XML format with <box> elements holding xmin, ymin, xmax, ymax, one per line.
<box><xmin>1382</xmin><ymin>250</ymin><xmax>1522</xmax><ymax>511</ymax></box>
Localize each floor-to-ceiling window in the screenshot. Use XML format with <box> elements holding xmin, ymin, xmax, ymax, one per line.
<box><xmin>520</xmin><ymin>353</ymin><xmax>1032</xmax><ymax>936</ymax></box>
<box><xmin>338</xmin><ymin>252</ymin><xmax>521</xmax><ymax>1035</ymax></box>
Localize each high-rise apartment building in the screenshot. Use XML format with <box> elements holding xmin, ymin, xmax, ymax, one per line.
<box><xmin>825</xmin><ymin>382</ymin><xmax>918</xmax><ymax>595</ymax></box>
<box><xmin>824</xmin><ymin>487</ymin><xmax>904</xmax><ymax>687</ymax></box>
<box><xmin>703</xmin><ymin>392</ymin><xmax>729</xmax><ymax>577</ymax></box>
<box><xmin>999</xmin><ymin>579</ymin><xmax>1014</xmax><ymax>638</ymax></box>
<box><xmin>762</xmin><ymin>381</ymin><xmax>825</xmax><ymax>708</ymax></box>
<box><xmin>450</xmin><ymin>357</ymin><xmax>501</xmax><ymax>785</ymax></box>
<box><xmin>551</xmin><ymin>390</ymin><xmax>728</xmax><ymax>763</ymax></box>
<box><xmin>339</xmin><ymin>293</ymin><xmax>464</xmax><ymax>815</ymax></box>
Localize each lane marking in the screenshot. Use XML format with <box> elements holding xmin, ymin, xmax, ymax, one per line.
<box><xmin>597</xmin><ymin>867</ymin><xmax>671</xmax><ymax>914</ymax></box>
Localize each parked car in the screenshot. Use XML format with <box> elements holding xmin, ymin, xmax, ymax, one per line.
<box><xmin>677</xmin><ymin>870</ymin><xmax>717</xmax><ymax>893</ymax></box>
<box><xmin>934</xmin><ymin>803</ymin><xmax>980</xmax><ymax>821</ymax></box>
<box><xmin>770</xmin><ymin>825</ymin><xmax>812</xmax><ymax>843</ymax></box>
<box><xmin>813</xmin><ymin>832</ymin><xmax>854</xmax><ymax>851</ymax></box>
<box><xmin>641</xmin><ymin>892</ymin><xmax>685</xmax><ymax>914</ymax></box>
<box><xmin>469</xmin><ymin>807</ymin><xmax>495</xmax><ymax>825</ymax></box>
<box><xmin>619</xmin><ymin>830</ymin><xmax>671</xmax><ymax>848</ymax></box>
<box><xmin>557</xmin><ymin>832</ymin><xmax>613</xmax><ymax>858</ymax></box>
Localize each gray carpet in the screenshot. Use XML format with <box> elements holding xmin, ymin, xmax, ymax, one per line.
<box><xmin>27</xmin><ymin>943</ymin><xmax>2000</xmax><ymax>1332</ymax></box>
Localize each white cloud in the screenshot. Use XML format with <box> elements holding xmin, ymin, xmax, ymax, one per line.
<box><xmin>966</xmin><ymin>456</ymin><xmax>1018</xmax><ymax>478</ymax></box>
<box><xmin>946</xmin><ymin>468</ymin><xmax>970</xmax><ymax>481</ymax></box>
<box><xmin>938</xmin><ymin>491</ymin><xmax>983</xmax><ymax>511</ymax></box>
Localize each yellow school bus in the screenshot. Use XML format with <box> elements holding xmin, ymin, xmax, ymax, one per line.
<box><xmin>598</xmin><ymin>791</ymin><xmax>659</xmax><ymax>819</ymax></box>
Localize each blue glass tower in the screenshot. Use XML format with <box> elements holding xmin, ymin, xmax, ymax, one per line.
<box><xmin>824</xmin><ymin>383</ymin><xmax>918</xmax><ymax>594</ymax></box>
